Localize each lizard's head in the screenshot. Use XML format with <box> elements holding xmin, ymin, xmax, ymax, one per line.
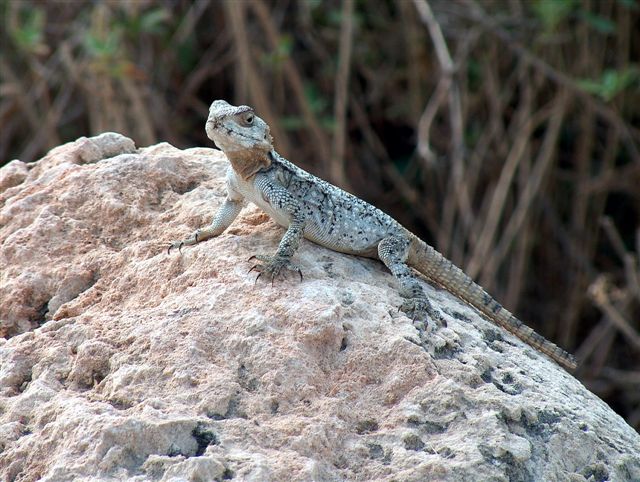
<box><xmin>205</xmin><ymin>100</ymin><xmax>273</xmax><ymax>154</ymax></box>
<box><xmin>205</xmin><ymin>100</ymin><xmax>274</xmax><ymax>179</ymax></box>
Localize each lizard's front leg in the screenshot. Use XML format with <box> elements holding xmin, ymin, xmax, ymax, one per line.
<box><xmin>249</xmin><ymin>176</ymin><xmax>306</xmax><ymax>283</ymax></box>
<box><xmin>249</xmin><ymin>217</ymin><xmax>305</xmax><ymax>283</ymax></box>
<box><xmin>378</xmin><ymin>235</ymin><xmax>444</xmax><ymax>331</ymax></box>
<box><xmin>168</xmin><ymin>197</ymin><xmax>243</xmax><ymax>253</ymax></box>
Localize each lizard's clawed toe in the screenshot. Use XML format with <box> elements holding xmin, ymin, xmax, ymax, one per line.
<box><xmin>168</xmin><ymin>230</ymin><xmax>202</xmax><ymax>255</ymax></box>
<box><xmin>167</xmin><ymin>240</ymin><xmax>185</xmax><ymax>255</ymax></box>
<box><xmin>400</xmin><ymin>297</ymin><xmax>446</xmax><ymax>329</ymax></box>
<box><xmin>248</xmin><ymin>254</ymin><xmax>303</xmax><ymax>284</ymax></box>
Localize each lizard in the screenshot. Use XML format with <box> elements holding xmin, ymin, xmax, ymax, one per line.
<box><xmin>168</xmin><ymin>99</ymin><xmax>577</xmax><ymax>371</ymax></box>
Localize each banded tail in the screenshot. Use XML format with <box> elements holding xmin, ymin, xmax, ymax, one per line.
<box><xmin>407</xmin><ymin>235</ymin><xmax>577</xmax><ymax>371</ymax></box>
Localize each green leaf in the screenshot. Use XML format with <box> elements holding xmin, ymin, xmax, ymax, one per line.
<box><xmin>467</xmin><ymin>59</ymin><xmax>482</xmax><ymax>92</ymax></box>
<box><xmin>303</xmin><ymin>82</ymin><xmax>328</xmax><ymax>114</ymax></box>
<box><xmin>83</xmin><ymin>29</ymin><xmax>121</xmax><ymax>59</ymax></box>
<box><xmin>577</xmin><ymin>66</ymin><xmax>640</xmax><ymax>101</ymax></box>
<box><xmin>140</xmin><ymin>8</ymin><xmax>170</xmax><ymax>34</ymax></box>
<box><xmin>11</xmin><ymin>7</ymin><xmax>45</xmax><ymax>52</ymax></box>
<box><xmin>532</xmin><ymin>0</ymin><xmax>578</xmax><ymax>32</ymax></box>
<box><xmin>580</xmin><ymin>11</ymin><xmax>616</xmax><ymax>34</ymax></box>
<box><xmin>176</xmin><ymin>38</ymin><xmax>197</xmax><ymax>72</ymax></box>
<box><xmin>261</xmin><ymin>35</ymin><xmax>293</xmax><ymax>68</ymax></box>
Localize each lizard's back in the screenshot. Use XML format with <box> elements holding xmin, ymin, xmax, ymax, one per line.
<box><xmin>233</xmin><ymin>152</ymin><xmax>403</xmax><ymax>258</ymax></box>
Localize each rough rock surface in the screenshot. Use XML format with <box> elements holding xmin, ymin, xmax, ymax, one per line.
<box><xmin>1</xmin><ymin>133</ymin><xmax>639</xmax><ymax>482</ymax></box>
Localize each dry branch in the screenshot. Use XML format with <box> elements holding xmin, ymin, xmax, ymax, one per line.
<box><xmin>250</xmin><ymin>0</ymin><xmax>331</xmax><ymax>164</ymax></box>
<box><xmin>329</xmin><ymin>0</ymin><xmax>354</xmax><ymax>189</ymax></box>
<box><xmin>413</xmin><ymin>0</ymin><xmax>469</xmax><ymax>258</ymax></box>
<box><xmin>225</xmin><ymin>1</ymin><xmax>291</xmax><ymax>156</ymax></box>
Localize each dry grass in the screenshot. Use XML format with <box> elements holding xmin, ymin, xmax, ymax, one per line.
<box><xmin>1</xmin><ymin>0</ymin><xmax>639</xmax><ymax>428</ymax></box>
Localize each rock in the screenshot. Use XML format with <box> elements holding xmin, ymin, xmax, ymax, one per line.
<box><xmin>0</xmin><ymin>160</ymin><xmax>29</xmax><ymax>192</ymax></box>
<box><xmin>0</xmin><ymin>133</ymin><xmax>639</xmax><ymax>481</ymax></box>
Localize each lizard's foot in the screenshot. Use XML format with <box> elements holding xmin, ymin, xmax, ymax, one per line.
<box><xmin>249</xmin><ymin>254</ymin><xmax>303</xmax><ymax>284</ymax></box>
<box><xmin>400</xmin><ymin>297</ymin><xmax>447</xmax><ymax>332</ymax></box>
<box><xmin>167</xmin><ymin>231</ymin><xmax>200</xmax><ymax>254</ymax></box>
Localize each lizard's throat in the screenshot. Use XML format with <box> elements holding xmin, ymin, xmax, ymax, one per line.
<box><xmin>225</xmin><ymin>148</ymin><xmax>272</xmax><ymax>180</ymax></box>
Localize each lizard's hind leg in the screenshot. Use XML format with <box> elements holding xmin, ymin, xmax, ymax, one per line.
<box><xmin>378</xmin><ymin>235</ymin><xmax>444</xmax><ymax>331</ymax></box>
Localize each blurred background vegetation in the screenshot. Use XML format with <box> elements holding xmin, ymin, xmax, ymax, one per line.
<box><xmin>1</xmin><ymin>0</ymin><xmax>639</xmax><ymax>429</ymax></box>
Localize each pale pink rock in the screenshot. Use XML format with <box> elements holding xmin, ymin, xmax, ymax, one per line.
<box><xmin>0</xmin><ymin>134</ymin><xmax>638</xmax><ymax>481</ymax></box>
<box><xmin>0</xmin><ymin>160</ymin><xmax>29</xmax><ymax>192</ymax></box>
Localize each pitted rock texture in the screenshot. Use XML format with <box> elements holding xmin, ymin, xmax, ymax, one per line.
<box><xmin>1</xmin><ymin>133</ymin><xmax>639</xmax><ymax>481</ymax></box>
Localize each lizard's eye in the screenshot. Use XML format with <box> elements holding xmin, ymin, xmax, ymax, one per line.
<box><xmin>244</xmin><ymin>113</ymin><xmax>254</xmax><ymax>125</ymax></box>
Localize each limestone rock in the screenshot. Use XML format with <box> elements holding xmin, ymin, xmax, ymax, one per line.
<box><xmin>0</xmin><ymin>134</ymin><xmax>638</xmax><ymax>481</ymax></box>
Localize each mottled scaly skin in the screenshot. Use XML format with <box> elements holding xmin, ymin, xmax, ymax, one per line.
<box><xmin>169</xmin><ymin>100</ymin><xmax>577</xmax><ymax>371</ymax></box>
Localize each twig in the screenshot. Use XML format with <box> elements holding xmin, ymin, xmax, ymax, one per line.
<box><xmin>462</xmin><ymin>56</ymin><xmax>525</xmax><ymax>257</ymax></box>
<box><xmin>169</xmin><ymin>0</ymin><xmax>210</xmax><ymax>45</ymax></box>
<box><xmin>416</xmin><ymin>74</ymin><xmax>450</xmax><ymax>165</ymax></box>
<box><xmin>348</xmin><ymin>95</ymin><xmax>436</xmax><ymax>234</ymax></box>
<box><xmin>503</xmin><ymin>207</ymin><xmax>531</xmax><ymax>312</ymax></box>
<box><xmin>349</xmin><ymin>98</ymin><xmax>422</xmax><ymax>206</ymax></box>
<box><xmin>330</xmin><ymin>0</ymin><xmax>355</xmax><ymax>189</ymax></box>
<box><xmin>575</xmin><ymin>319</ymin><xmax>616</xmax><ymax>369</ymax></box>
<box><xmin>482</xmin><ymin>90</ymin><xmax>569</xmax><ymax>284</ymax></box>
<box><xmin>399</xmin><ymin>1</ymin><xmax>425</xmax><ymax>123</ymax></box>
<box><xmin>561</xmin><ymin>122</ymin><xmax>623</xmax><ymax>344</ymax></box>
<box><xmin>601</xmin><ymin>217</ymin><xmax>640</xmax><ymax>303</ymax></box>
<box><xmin>465</xmin><ymin>95</ymin><xmax>554</xmax><ymax>279</ymax></box>
<box><xmin>120</xmin><ymin>78</ymin><xmax>155</xmax><ymax>146</ymax></box>
<box><xmin>588</xmin><ymin>276</ymin><xmax>640</xmax><ymax>352</ymax></box>
<box><xmin>225</xmin><ymin>1</ymin><xmax>291</xmax><ymax>156</ymax></box>
<box><xmin>412</xmin><ymin>0</ymin><xmax>468</xmax><ymax>258</ymax></box>
<box><xmin>412</xmin><ymin>0</ymin><xmax>460</xmax><ymax>167</ymax></box>
<box><xmin>176</xmin><ymin>32</ymin><xmax>234</xmax><ymax>112</ymax></box>
<box><xmin>413</xmin><ymin>0</ymin><xmax>453</xmax><ymax>72</ymax></box>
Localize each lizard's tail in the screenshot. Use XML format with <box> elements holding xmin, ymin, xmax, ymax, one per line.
<box><xmin>407</xmin><ymin>235</ymin><xmax>577</xmax><ymax>371</ymax></box>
